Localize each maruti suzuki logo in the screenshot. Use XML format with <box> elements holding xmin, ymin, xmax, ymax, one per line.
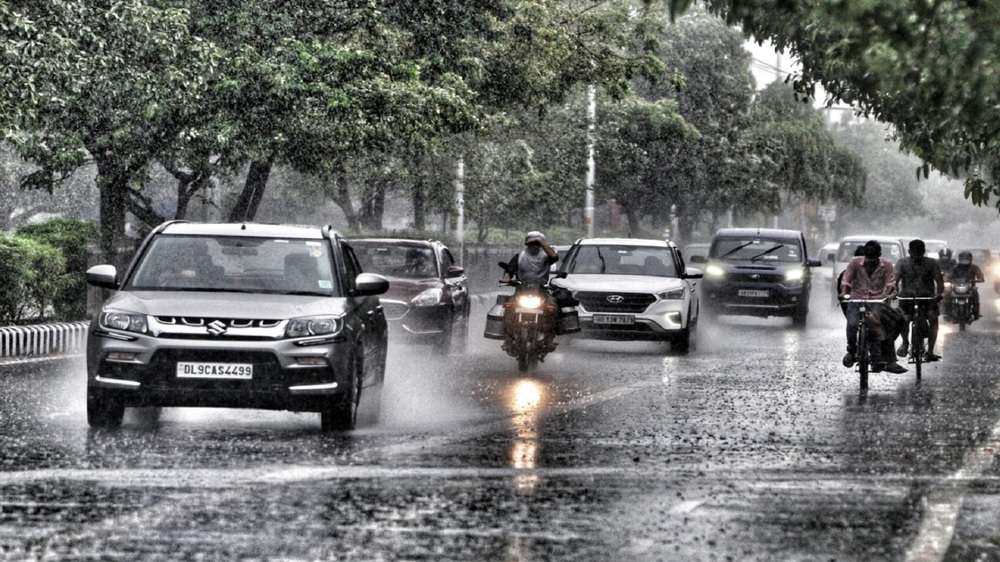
<box><xmin>607</xmin><ymin>295</ymin><xmax>625</xmax><ymax>304</ymax></box>
<box><xmin>207</xmin><ymin>320</ymin><xmax>228</xmax><ymax>336</ymax></box>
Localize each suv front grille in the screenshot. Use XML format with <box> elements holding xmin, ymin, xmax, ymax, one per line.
<box><xmin>576</xmin><ymin>292</ymin><xmax>656</xmax><ymax>313</ymax></box>
<box><xmin>149</xmin><ymin>316</ymin><xmax>286</xmax><ymax>340</ymax></box>
<box><xmin>727</xmin><ymin>273</ymin><xmax>784</xmax><ymax>283</ymax></box>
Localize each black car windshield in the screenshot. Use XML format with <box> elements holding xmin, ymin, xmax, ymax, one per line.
<box><xmin>837</xmin><ymin>241</ymin><xmax>902</xmax><ymax>262</ymax></box>
<box><xmin>351</xmin><ymin>243</ymin><xmax>438</xmax><ymax>279</ymax></box>
<box><xmin>568</xmin><ymin>245</ymin><xmax>678</xmax><ymax>277</ymax></box>
<box><xmin>129</xmin><ymin>235</ymin><xmax>338</xmax><ymax>296</ymax></box>
<box><xmin>712</xmin><ymin>238</ymin><xmax>802</xmax><ymax>263</ymax></box>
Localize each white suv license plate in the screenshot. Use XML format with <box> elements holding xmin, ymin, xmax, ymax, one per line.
<box><xmin>738</xmin><ymin>289</ymin><xmax>769</xmax><ymax>298</ymax></box>
<box><xmin>593</xmin><ymin>314</ymin><xmax>635</xmax><ymax>326</ymax></box>
<box><xmin>176</xmin><ymin>362</ymin><xmax>253</xmax><ymax>380</ymax></box>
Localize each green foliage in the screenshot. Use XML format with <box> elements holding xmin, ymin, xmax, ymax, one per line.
<box><xmin>707</xmin><ymin>0</ymin><xmax>1000</xmax><ymax>211</ymax></box>
<box><xmin>17</xmin><ymin>218</ymin><xmax>98</xmax><ymax>320</ymax></box>
<box><xmin>0</xmin><ymin>233</ymin><xmax>65</xmax><ymax>325</ymax></box>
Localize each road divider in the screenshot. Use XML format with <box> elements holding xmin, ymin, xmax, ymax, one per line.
<box><xmin>0</xmin><ymin>321</ymin><xmax>89</xmax><ymax>362</ymax></box>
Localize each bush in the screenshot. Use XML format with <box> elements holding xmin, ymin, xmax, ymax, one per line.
<box><xmin>0</xmin><ymin>234</ymin><xmax>65</xmax><ymax>325</ymax></box>
<box><xmin>17</xmin><ymin>218</ymin><xmax>97</xmax><ymax>320</ymax></box>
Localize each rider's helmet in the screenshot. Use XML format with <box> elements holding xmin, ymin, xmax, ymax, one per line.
<box><xmin>908</xmin><ymin>239</ymin><xmax>925</xmax><ymax>257</ymax></box>
<box><xmin>524</xmin><ymin>231</ymin><xmax>547</xmax><ymax>246</ymax></box>
<box><xmin>941</xmin><ymin>248</ymin><xmax>954</xmax><ymax>260</ymax></box>
<box><xmin>958</xmin><ymin>250</ymin><xmax>973</xmax><ymax>265</ymax></box>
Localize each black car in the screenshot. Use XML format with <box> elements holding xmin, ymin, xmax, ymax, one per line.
<box><xmin>693</xmin><ymin>228</ymin><xmax>821</xmax><ymax>326</ymax></box>
<box><xmin>349</xmin><ymin>238</ymin><xmax>470</xmax><ymax>354</ymax></box>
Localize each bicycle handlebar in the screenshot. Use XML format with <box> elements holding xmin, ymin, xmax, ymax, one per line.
<box><xmin>843</xmin><ymin>298</ymin><xmax>891</xmax><ymax>303</ymax></box>
<box><xmin>896</xmin><ymin>296</ymin><xmax>939</xmax><ymax>301</ymax></box>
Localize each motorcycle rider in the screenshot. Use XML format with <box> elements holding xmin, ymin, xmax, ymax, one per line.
<box><xmin>501</xmin><ymin>232</ymin><xmax>561</xmax><ymax>354</ymax></box>
<box><xmin>841</xmin><ymin>240</ymin><xmax>896</xmax><ymax>372</ymax></box>
<box><xmin>895</xmin><ymin>239</ymin><xmax>945</xmax><ymax>362</ymax></box>
<box><xmin>938</xmin><ymin>248</ymin><xmax>957</xmax><ymax>278</ymax></box>
<box><xmin>948</xmin><ymin>250</ymin><xmax>985</xmax><ymax>319</ymax></box>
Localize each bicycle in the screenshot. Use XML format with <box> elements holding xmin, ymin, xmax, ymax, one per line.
<box><xmin>897</xmin><ymin>296</ymin><xmax>937</xmax><ymax>382</ymax></box>
<box><xmin>846</xmin><ymin>297</ymin><xmax>889</xmax><ymax>391</ymax></box>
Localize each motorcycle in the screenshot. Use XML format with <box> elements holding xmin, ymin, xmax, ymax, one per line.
<box><xmin>484</xmin><ymin>262</ymin><xmax>578</xmax><ymax>372</ymax></box>
<box><xmin>947</xmin><ymin>280</ymin><xmax>977</xmax><ymax>331</ymax></box>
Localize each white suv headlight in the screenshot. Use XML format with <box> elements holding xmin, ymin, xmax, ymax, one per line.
<box><xmin>657</xmin><ymin>288</ymin><xmax>685</xmax><ymax>300</ymax></box>
<box><xmin>411</xmin><ymin>288</ymin><xmax>443</xmax><ymax>307</ymax></box>
<box><xmin>100</xmin><ymin>311</ymin><xmax>148</xmax><ymax>334</ymax></box>
<box><xmin>286</xmin><ymin>315</ymin><xmax>344</xmax><ymax>338</ymax></box>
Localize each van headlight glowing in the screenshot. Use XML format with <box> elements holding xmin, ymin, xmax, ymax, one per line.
<box><xmin>517</xmin><ymin>295</ymin><xmax>543</xmax><ymax>309</ymax></box>
<box><xmin>705</xmin><ymin>264</ymin><xmax>725</xmax><ymax>278</ymax></box>
<box><xmin>785</xmin><ymin>268</ymin><xmax>805</xmax><ymax>282</ymax></box>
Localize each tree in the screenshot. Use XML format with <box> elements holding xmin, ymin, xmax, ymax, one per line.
<box><xmin>706</xmin><ymin>0</ymin><xmax>1000</xmax><ymax>210</ymax></box>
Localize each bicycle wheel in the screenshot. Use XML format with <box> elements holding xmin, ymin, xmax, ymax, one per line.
<box><xmin>912</xmin><ymin>319</ymin><xmax>923</xmax><ymax>381</ymax></box>
<box><xmin>858</xmin><ymin>323</ymin><xmax>869</xmax><ymax>390</ymax></box>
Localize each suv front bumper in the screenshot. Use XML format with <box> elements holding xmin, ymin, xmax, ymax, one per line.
<box><xmin>703</xmin><ymin>281</ymin><xmax>807</xmax><ymax>317</ymax></box>
<box><xmin>576</xmin><ymin>299</ymin><xmax>688</xmax><ymax>341</ymax></box>
<box><xmin>87</xmin><ymin>327</ymin><xmax>355</xmax><ymax>412</ymax></box>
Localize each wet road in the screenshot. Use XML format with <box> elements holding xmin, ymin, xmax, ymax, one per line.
<box><xmin>3</xmin><ymin>294</ymin><xmax>1000</xmax><ymax>561</ymax></box>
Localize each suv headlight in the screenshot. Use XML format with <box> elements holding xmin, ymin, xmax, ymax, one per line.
<box><xmin>411</xmin><ymin>288</ymin><xmax>443</xmax><ymax>307</ymax></box>
<box><xmin>784</xmin><ymin>268</ymin><xmax>805</xmax><ymax>282</ymax></box>
<box><xmin>286</xmin><ymin>315</ymin><xmax>344</xmax><ymax>338</ymax></box>
<box><xmin>657</xmin><ymin>288</ymin><xmax>686</xmax><ymax>300</ymax></box>
<box><xmin>100</xmin><ymin>311</ymin><xmax>148</xmax><ymax>334</ymax></box>
<box><xmin>705</xmin><ymin>264</ymin><xmax>725</xmax><ymax>279</ymax></box>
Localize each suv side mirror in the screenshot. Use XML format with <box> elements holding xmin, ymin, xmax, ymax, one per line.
<box><xmin>555</xmin><ymin>271</ymin><xmax>568</xmax><ymax>279</ymax></box>
<box><xmin>353</xmin><ymin>273</ymin><xmax>389</xmax><ymax>296</ymax></box>
<box><xmin>446</xmin><ymin>265</ymin><xmax>465</xmax><ymax>278</ymax></box>
<box><xmin>86</xmin><ymin>265</ymin><xmax>118</xmax><ymax>290</ymax></box>
<box><xmin>689</xmin><ymin>255</ymin><xmax>707</xmax><ymax>264</ymax></box>
<box><xmin>807</xmin><ymin>259</ymin><xmax>822</xmax><ymax>267</ymax></box>
<box><xmin>683</xmin><ymin>268</ymin><xmax>703</xmax><ymax>279</ymax></box>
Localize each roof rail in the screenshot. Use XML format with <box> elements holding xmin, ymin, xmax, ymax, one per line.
<box><xmin>154</xmin><ymin>219</ymin><xmax>189</xmax><ymax>234</ymax></box>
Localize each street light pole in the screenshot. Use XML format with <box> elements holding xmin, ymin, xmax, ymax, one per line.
<box><xmin>584</xmin><ymin>85</ymin><xmax>596</xmax><ymax>238</ymax></box>
<box><xmin>454</xmin><ymin>156</ymin><xmax>465</xmax><ymax>265</ymax></box>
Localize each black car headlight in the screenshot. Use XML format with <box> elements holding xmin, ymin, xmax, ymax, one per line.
<box><xmin>286</xmin><ymin>315</ymin><xmax>344</xmax><ymax>339</ymax></box>
<box><xmin>100</xmin><ymin>311</ymin><xmax>148</xmax><ymax>334</ymax></box>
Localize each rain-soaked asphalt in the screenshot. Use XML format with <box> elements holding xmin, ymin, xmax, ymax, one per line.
<box><xmin>3</xmin><ymin>292</ymin><xmax>1000</xmax><ymax>561</ymax></box>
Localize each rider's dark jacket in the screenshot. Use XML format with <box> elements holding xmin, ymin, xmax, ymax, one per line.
<box><xmin>950</xmin><ymin>264</ymin><xmax>984</xmax><ymax>284</ymax></box>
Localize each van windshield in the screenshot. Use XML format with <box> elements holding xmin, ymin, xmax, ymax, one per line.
<box><xmin>837</xmin><ymin>241</ymin><xmax>903</xmax><ymax>262</ymax></box>
<box><xmin>129</xmin><ymin>235</ymin><xmax>338</xmax><ymax>296</ymax></box>
<box><xmin>711</xmin><ymin>238</ymin><xmax>802</xmax><ymax>263</ymax></box>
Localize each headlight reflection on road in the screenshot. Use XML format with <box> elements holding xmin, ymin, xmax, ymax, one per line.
<box><xmin>507</xmin><ymin>379</ymin><xmax>547</xmax><ymax>492</ymax></box>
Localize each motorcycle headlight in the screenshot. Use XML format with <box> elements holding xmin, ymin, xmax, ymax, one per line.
<box><xmin>657</xmin><ymin>288</ymin><xmax>686</xmax><ymax>300</ymax></box>
<box><xmin>955</xmin><ymin>284</ymin><xmax>970</xmax><ymax>294</ymax></box>
<box><xmin>705</xmin><ymin>264</ymin><xmax>726</xmax><ymax>279</ymax></box>
<box><xmin>411</xmin><ymin>288</ymin><xmax>443</xmax><ymax>307</ymax></box>
<box><xmin>286</xmin><ymin>315</ymin><xmax>344</xmax><ymax>338</ymax></box>
<box><xmin>944</xmin><ymin>281</ymin><xmax>952</xmax><ymax>290</ymax></box>
<box><xmin>992</xmin><ymin>264</ymin><xmax>1000</xmax><ymax>276</ymax></box>
<box><xmin>100</xmin><ymin>311</ymin><xmax>148</xmax><ymax>334</ymax></box>
<box><xmin>784</xmin><ymin>268</ymin><xmax>804</xmax><ymax>282</ymax></box>
<box><xmin>516</xmin><ymin>295</ymin><xmax>543</xmax><ymax>309</ymax></box>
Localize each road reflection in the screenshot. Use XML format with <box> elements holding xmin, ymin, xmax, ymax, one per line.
<box><xmin>507</xmin><ymin>378</ymin><xmax>547</xmax><ymax>493</ymax></box>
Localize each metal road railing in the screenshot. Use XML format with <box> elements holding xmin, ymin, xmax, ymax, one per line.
<box><xmin>0</xmin><ymin>321</ymin><xmax>90</xmax><ymax>360</ymax></box>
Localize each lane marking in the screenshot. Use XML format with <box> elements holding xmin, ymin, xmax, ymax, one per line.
<box><xmin>669</xmin><ymin>499</ymin><xmax>705</xmax><ymax>514</ymax></box>
<box><xmin>904</xmin><ymin>416</ymin><xmax>1000</xmax><ymax>562</ymax></box>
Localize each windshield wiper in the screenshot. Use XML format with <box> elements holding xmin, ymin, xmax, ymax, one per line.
<box><xmin>749</xmin><ymin>244</ymin><xmax>785</xmax><ymax>261</ymax></box>
<box><xmin>596</xmin><ymin>247</ymin><xmax>607</xmax><ymax>274</ymax></box>
<box><xmin>719</xmin><ymin>241</ymin><xmax>756</xmax><ymax>259</ymax></box>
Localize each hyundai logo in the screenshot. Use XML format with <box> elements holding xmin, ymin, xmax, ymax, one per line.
<box><xmin>206</xmin><ymin>320</ymin><xmax>228</xmax><ymax>336</ymax></box>
<box><xmin>606</xmin><ymin>295</ymin><xmax>626</xmax><ymax>304</ymax></box>
<box><xmin>750</xmin><ymin>274</ymin><xmax>761</xmax><ymax>280</ymax></box>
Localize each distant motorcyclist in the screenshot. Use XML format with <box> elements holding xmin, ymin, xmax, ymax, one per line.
<box><xmin>895</xmin><ymin>239</ymin><xmax>945</xmax><ymax>362</ymax></box>
<box><xmin>938</xmin><ymin>248</ymin><xmax>957</xmax><ymax>278</ymax></box>
<box><xmin>841</xmin><ymin>240</ymin><xmax>896</xmax><ymax>372</ymax></box>
<box><xmin>948</xmin><ymin>250</ymin><xmax>985</xmax><ymax>319</ymax></box>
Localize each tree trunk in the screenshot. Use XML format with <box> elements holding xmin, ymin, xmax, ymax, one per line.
<box><xmin>412</xmin><ymin>180</ymin><xmax>426</xmax><ymax>231</ymax></box>
<box><xmin>228</xmin><ymin>158</ymin><xmax>273</xmax><ymax>222</ymax></box>
<box><xmin>360</xmin><ymin>184</ymin><xmax>385</xmax><ymax>231</ymax></box>
<box><xmin>330</xmin><ymin>174</ymin><xmax>360</xmax><ymax>232</ymax></box>
<box><xmin>623</xmin><ymin>207</ymin><xmax>641</xmax><ymax>237</ymax></box>
<box><xmin>95</xmin><ymin>160</ymin><xmax>129</xmax><ymax>260</ymax></box>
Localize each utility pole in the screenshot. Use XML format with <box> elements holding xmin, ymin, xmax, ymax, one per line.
<box><xmin>771</xmin><ymin>51</ymin><xmax>782</xmax><ymax>230</ymax></box>
<box><xmin>584</xmin><ymin>85</ymin><xmax>596</xmax><ymax>238</ymax></box>
<box><xmin>454</xmin><ymin>157</ymin><xmax>465</xmax><ymax>265</ymax></box>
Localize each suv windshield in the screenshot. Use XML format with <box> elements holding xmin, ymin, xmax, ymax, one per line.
<box><xmin>129</xmin><ymin>235</ymin><xmax>337</xmax><ymax>296</ymax></box>
<box><xmin>568</xmin><ymin>245</ymin><xmax>677</xmax><ymax>277</ymax></box>
<box><xmin>837</xmin><ymin>241</ymin><xmax>903</xmax><ymax>262</ymax></box>
<box><xmin>712</xmin><ymin>238</ymin><xmax>802</xmax><ymax>263</ymax></box>
<box><xmin>351</xmin><ymin>243</ymin><xmax>438</xmax><ymax>279</ymax></box>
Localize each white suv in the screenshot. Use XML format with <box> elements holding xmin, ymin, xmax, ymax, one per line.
<box><xmin>552</xmin><ymin>238</ymin><xmax>702</xmax><ymax>352</ymax></box>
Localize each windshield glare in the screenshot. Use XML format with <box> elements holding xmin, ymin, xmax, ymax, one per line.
<box><xmin>568</xmin><ymin>246</ymin><xmax>677</xmax><ymax>277</ymax></box>
<box><xmin>352</xmin><ymin>243</ymin><xmax>438</xmax><ymax>279</ymax></box>
<box><xmin>129</xmin><ymin>235</ymin><xmax>337</xmax><ymax>296</ymax></box>
<box><xmin>712</xmin><ymin>238</ymin><xmax>802</xmax><ymax>263</ymax></box>
<box><xmin>837</xmin><ymin>241</ymin><xmax>903</xmax><ymax>262</ymax></box>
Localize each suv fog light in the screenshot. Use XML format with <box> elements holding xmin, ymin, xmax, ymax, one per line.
<box><xmin>295</xmin><ymin>357</ymin><xmax>328</xmax><ymax>367</ymax></box>
<box><xmin>667</xmin><ymin>312</ymin><xmax>682</xmax><ymax>324</ymax></box>
<box><xmin>106</xmin><ymin>352</ymin><xmax>138</xmax><ymax>363</ymax></box>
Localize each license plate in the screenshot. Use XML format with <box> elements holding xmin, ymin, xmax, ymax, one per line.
<box><xmin>738</xmin><ymin>289</ymin><xmax>769</xmax><ymax>298</ymax></box>
<box><xmin>176</xmin><ymin>362</ymin><xmax>253</xmax><ymax>380</ymax></box>
<box><xmin>593</xmin><ymin>314</ymin><xmax>635</xmax><ymax>325</ymax></box>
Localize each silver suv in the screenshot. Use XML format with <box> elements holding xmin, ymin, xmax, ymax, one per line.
<box><xmin>85</xmin><ymin>222</ymin><xmax>389</xmax><ymax>432</ymax></box>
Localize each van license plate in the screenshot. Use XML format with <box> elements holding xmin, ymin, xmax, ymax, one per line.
<box><xmin>738</xmin><ymin>289</ymin><xmax>769</xmax><ymax>298</ymax></box>
<box><xmin>593</xmin><ymin>314</ymin><xmax>635</xmax><ymax>325</ymax></box>
<box><xmin>177</xmin><ymin>362</ymin><xmax>253</xmax><ymax>379</ymax></box>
